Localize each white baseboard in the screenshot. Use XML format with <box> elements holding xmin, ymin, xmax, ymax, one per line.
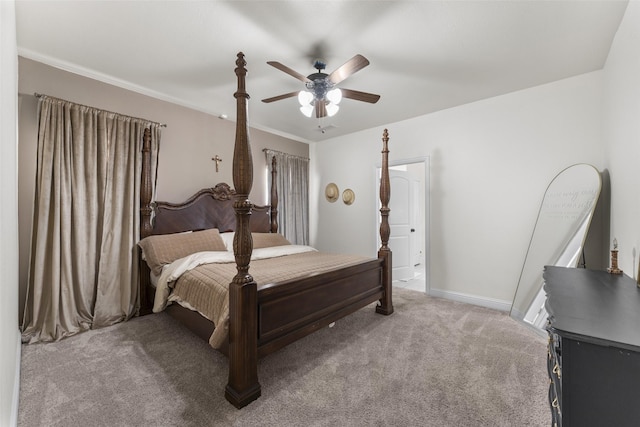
<box><xmin>429</xmin><ymin>288</ymin><xmax>512</xmax><ymax>312</ymax></box>
<box><xmin>10</xmin><ymin>329</ymin><xmax>21</xmax><ymax>427</ymax></box>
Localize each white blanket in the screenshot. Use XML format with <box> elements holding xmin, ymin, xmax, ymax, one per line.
<box><xmin>153</xmin><ymin>245</ymin><xmax>317</xmax><ymax>313</ymax></box>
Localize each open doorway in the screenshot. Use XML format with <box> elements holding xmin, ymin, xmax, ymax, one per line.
<box><xmin>376</xmin><ymin>157</ymin><xmax>430</xmax><ymax>293</ymax></box>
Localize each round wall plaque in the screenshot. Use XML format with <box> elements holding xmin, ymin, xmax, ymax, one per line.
<box><xmin>325</xmin><ymin>183</ymin><xmax>339</xmax><ymax>203</ymax></box>
<box><xmin>342</xmin><ymin>188</ymin><xmax>355</xmax><ymax>205</ymax></box>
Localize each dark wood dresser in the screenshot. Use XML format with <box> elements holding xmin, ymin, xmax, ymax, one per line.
<box><xmin>544</xmin><ymin>266</ymin><xmax>640</xmax><ymax>427</ymax></box>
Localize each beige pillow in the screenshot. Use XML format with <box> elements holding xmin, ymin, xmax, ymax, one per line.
<box><xmin>219</xmin><ymin>232</ymin><xmax>291</xmax><ymax>250</ymax></box>
<box><xmin>252</xmin><ymin>233</ymin><xmax>291</xmax><ymax>249</ymax></box>
<box><xmin>138</xmin><ymin>228</ymin><xmax>227</xmax><ymax>276</ymax></box>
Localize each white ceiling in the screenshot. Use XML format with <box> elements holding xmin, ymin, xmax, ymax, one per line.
<box><xmin>15</xmin><ymin>0</ymin><xmax>628</xmax><ymax>143</ymax></box>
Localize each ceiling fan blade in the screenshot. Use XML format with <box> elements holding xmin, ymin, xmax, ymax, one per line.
<box><xmin>315</xmin><ymin>99</ymin><xmax>327</xmax><ymax>118</ymax></box>
<box><xmin>328</xmin><ymin>54</ymin><xmax>370</xmax><ymax>85</ymax></box>
<box><xmin>262</xmin><ymin>91</ymin><xmax>299</xmax><ymax>103</ymax></box>
<box><xmin>267</xmin><ymin>61</ymin><xmax>312</xmax><ymax>83</ymax></box>
<box><xmin>341</xmin><ymin>88</ymin><xmax>381</xmax><ymax>104</ymax></box>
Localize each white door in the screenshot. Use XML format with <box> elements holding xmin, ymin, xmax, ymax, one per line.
<box><xmin>389</xmin><ymin>170</ymin><xmax>415</xmax><ymax>281</ymax></box>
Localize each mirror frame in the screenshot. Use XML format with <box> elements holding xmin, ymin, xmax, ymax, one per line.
<box><xmin>510</xmin><ymin>163</ymin><xmax>602</xmax><ymax>332</ymax></box>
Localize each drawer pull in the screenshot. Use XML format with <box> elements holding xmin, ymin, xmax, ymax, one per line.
<box><xmin>552</xmin><ymin>397</ymin><xmax>559</xmax><ymax>408</ymax></box>
<box><xmin>552</xmin><ymin>362</ymin><xmax>561</xmax><ymax>378</ymax></box>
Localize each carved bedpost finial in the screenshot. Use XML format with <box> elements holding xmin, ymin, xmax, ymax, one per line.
<box><xmin>379</xmin><ymin>128</ymin><xmax>391</xmax><ymax>251</ymax></box>
<box><xmin>234</xmin><ymin>52</ymin><xmax>248</xmax><ymax>100</ymax></box>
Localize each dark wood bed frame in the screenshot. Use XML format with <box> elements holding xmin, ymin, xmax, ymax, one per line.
<box><xmin>138</xmin><ymin>52</ymin><xmax>393</xmax><ymax>408</ymax></box>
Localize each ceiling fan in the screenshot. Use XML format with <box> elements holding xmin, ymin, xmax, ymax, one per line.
<box><xmin>262</xmin><ymin>54</ymin><xmax>380</xmax><ymax>118</ymax></box>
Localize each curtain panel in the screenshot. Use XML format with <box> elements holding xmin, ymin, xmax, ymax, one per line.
<box><xmin>22</xmin><ymin>96</ymin><xmax>160</xmax><ymax>343</ymax></box>
<box><xmin>264</xmin><ymin>149</ymin><xmax>309</xmax><ymax>245</ymax></box>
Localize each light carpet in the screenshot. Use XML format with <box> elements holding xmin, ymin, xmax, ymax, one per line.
<box><xmin>18</xmin><ymin>288</ymin><xmax>549</xmax><ymax>426</ymax></box>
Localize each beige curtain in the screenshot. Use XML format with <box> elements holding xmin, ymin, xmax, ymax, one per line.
<box><xmin>264</xmin><ymin>149</ymin><xmax>309</xmax><ymax>245</ymax></box>
<box><xmin>22</xmin><ymin>96</ymin><xmax>160</xmax><ymax>343</ymax></box>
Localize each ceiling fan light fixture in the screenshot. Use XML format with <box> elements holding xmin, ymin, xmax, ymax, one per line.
<box><xmin>264</xmin><ymin>54</ymin><xmax>379</xmax><ymax>120</ymax></box>
<box><xmin>300</xmin><ymin>104</ymin><xmax>314</xmax><ymax>117</ymax></box>
<box><xmin>326</xmin><ymin>88</ymin><xmax>342</xmax><ymax>105</ymax></box>
<box><xmin>326</xmin><ymin>103</ymin><xmax>339</xmax><ymax>117</ymax></box>
<box><xmin>298</xmin><ymin>90</ymin><xmax>313</xmax><ymax>106</ymax></box>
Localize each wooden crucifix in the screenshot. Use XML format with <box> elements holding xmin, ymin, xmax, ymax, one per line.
<box><xmin>212</xmin><ymin>155</ymin><xmax>222</xmax><ymax>172</ymax></box>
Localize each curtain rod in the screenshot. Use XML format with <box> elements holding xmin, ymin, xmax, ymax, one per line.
<box><xmin>262</xmin><ymin>148</ymin><xmax>309</xmax><ymax>161</ymax></box>
<box><xmin>33</xmin><ymin>92</ymin><xmax>167</xmax><ymax>128</ymax></box>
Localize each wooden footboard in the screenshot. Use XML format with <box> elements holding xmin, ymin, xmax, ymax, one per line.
<box><xmin>257</xmin><ymin>258</ymin><xmax>385</xmax><ymax>357</ymax></box>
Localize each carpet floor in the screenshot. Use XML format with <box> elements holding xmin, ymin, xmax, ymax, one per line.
<box><xmin>18</xmin><ymin>288</ymin><xmax>549</xmax><ymax>427</ymax></box>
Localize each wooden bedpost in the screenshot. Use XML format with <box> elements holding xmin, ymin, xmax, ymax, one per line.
<box><xmin>225</xmin><ymin>52</ymin><xmax>262</xmax><ymax>409</ymax></box>
<box><xmin>376</xmin><ymin>129</ymin><xmax>394</xmax><ymax>315</ymax></box>
<box><xmin>270</xmin><ymin>156</ymin><xmax>278</xmax><ymax>233</ymax></box>
<box><xmin>139</xmin><ymin>127</ymin><xmax>153</xmax><ymax>315</ymax></box>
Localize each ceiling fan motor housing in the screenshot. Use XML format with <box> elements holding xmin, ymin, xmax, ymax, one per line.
<box><xmin>306</xmin><ymin>72</ymin><xmax>333</xmax><ymax>101</ymax></box>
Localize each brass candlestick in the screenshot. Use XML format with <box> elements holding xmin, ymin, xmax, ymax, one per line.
<box><xmin>608</xmin><ymin>238</ymin><xmax>623</xmax><ymax>275</ymax></box>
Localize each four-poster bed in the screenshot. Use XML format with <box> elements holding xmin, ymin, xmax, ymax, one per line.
<box><xmin>138</xmin><ymin>52</ymin><xmax>393</xmax><ymax>408</ymax></box>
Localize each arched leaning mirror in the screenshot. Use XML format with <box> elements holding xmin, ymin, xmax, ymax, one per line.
<box><xmin>510</xmin><ymin>164</ymin><xmax>602</xmax><ymax>332</ymax></box>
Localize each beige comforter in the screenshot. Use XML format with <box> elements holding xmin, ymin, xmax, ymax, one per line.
<box><xmin>153</xmin><ymin>246</ymin><xmax>371</xmax><ymax>348</ymax></box>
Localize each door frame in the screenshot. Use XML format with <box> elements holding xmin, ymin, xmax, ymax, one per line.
<box><xmin>374</xmin><ymin>156</ymin><xmax>430</xmax><ymax>294</ymax></box>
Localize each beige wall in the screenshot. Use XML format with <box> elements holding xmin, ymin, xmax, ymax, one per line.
<box><xmin>17</xmin><ymin>57</ymin><xmax>308</xmax><ymax>317</ymax></box>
